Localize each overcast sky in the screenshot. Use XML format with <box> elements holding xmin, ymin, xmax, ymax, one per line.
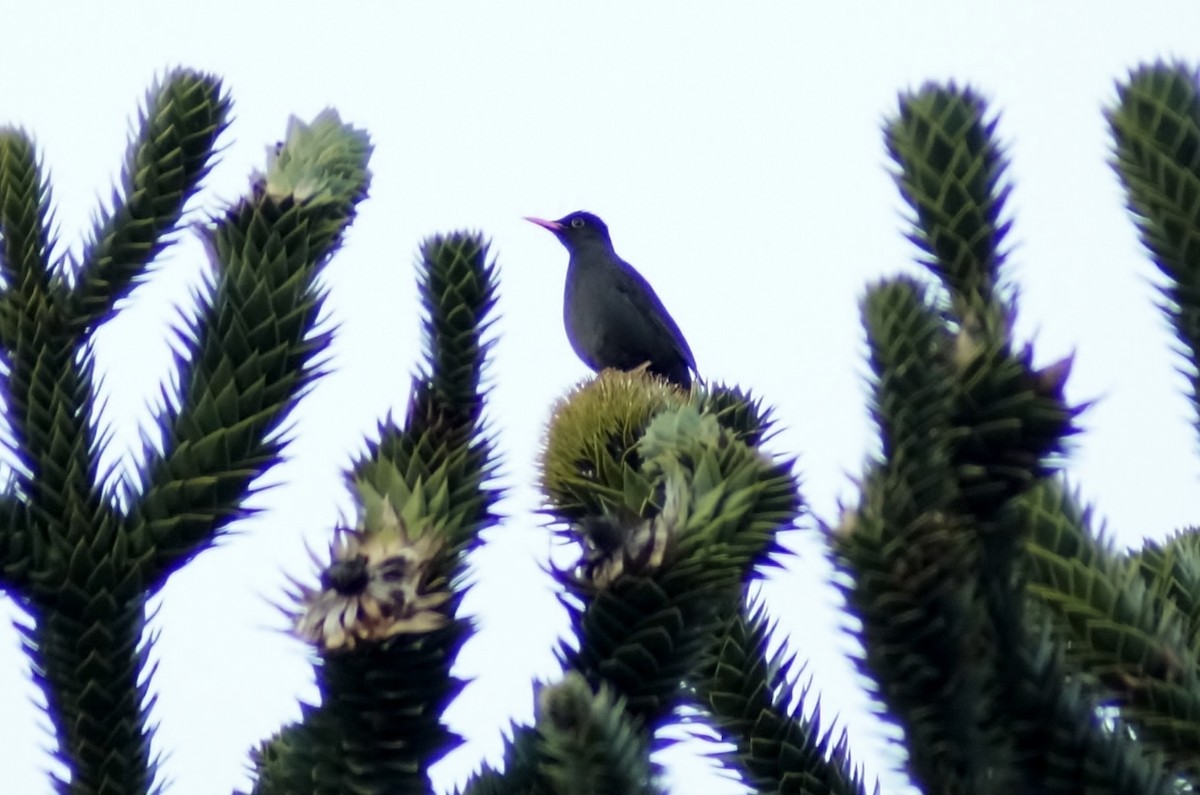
<box><xmin>2</xmin><ymin>3</ymin><xmax>1200</xmax><ymax>793</ymax></box>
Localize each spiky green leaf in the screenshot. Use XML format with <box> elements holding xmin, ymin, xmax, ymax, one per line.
<box><xmin>0</xmin><ymin>128</ymin><xmax>56</xmax><ymax>292</ymax></box>
<box><xmin>408</xmin><ymin>232</ymin><xmax>498</xmax><ymax>436</ymax></box>
<box><xmin>130</xmin><ymin>112</ymin><xmax>371</xmax><ymax>584</ymax></box>
<box><xmin>73</xmin><ymin>69</ymin><xmax>230</xmax><ymax>331</ymax></box>
<box><xmin>260</xmin><ymin>229</ymin><xmax>500</xmax><ymax>793</ymax></box>
<box><xmin>886</xmin><ymin>83</ymin><xmax>1014</xmax><ymax>330</ymax></box>
<box><xmin>1022</xmin><ymin>482</ymin><xmax>1200</xmax><ymax>780</ymax></box>
<box><xmin>698</xmin><ymin>597</ymin><xmax>869</xmax><ymax>795</ymax></box>
<box><xmin>862</xmin><ymin>277</ymin><xmax>957</xmax><ymax>524</ymax></box>
<box><xmin>537</xmin><ymin>673</ymin><xmax>663</xmax><ymax>795</ymax></box>
<box><xmin>23</xmin><ymin>588</ymin><xmax>158</xmax><ymax>795</ymax></box>
<box><xmin>1109</xmin><ymin>62</ymin><xmax>1200</xmax><ymax>440</ymax></box>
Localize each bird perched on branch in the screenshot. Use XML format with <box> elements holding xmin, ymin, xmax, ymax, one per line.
<box><xmin>525</xmin><ymin>211</ymin><xmax>697</xmax><ymax>388</ymax></box>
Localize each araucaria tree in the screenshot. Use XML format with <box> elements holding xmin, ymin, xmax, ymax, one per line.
<box><xmin>2</xmin><ymin>61</ymin><xmax>1200</xmax><ymax>795</ymax></box>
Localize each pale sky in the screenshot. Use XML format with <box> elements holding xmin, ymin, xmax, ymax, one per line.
<box><xmin>2</xmin><ymin>3</ymin><xmax>1199</xmax><ymax>793</ymax></box>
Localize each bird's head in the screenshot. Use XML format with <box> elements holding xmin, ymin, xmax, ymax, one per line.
<box><xmin>525</xmin><ymin>211</ymin><xmax>613</xmax><ymax>252</ymax></box>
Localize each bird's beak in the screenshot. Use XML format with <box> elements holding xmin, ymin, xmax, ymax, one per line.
<box><xmin>524</xmin><ymin>216</ymin><xmax>564</xmax><ymax>232</ymax></box>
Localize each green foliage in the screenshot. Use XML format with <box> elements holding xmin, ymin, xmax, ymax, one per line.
<box><xmin>540</xmin><ymin>369</ymin><xmax>685</xmax><ymax>523</ymax></box>
<box><xmin>462</xmin><ymin>674</ymin><xmax>666</xmax><ymax>795</ymax></box>
<box><xmin>886</xmin><ymin>84</ymin><xmax>1013</xmax><ymax>329</ymax></box>
<box><xmin>0</xmin><ymin>70</ymin><xmax>369</xmax><ymax>795</ymax></box>
<box><xmin>468</xmin><ymin>384</ymin><xmax>807</xmax><ymax>795</ymax></box>
<box><xmin>7</xmin><ymin>60</ymin><xmax>1200</xmax><ymax>795</ymax></box>
<box><xmin>130</xmin><ymin>107</ymin><xmax>371</xmax><ymax>584</ymax></box>
<box><xmin>1000</xmin><ymin>621</ymin><xmax>1176</xmax><ymax>795</ymax></box>
<box><xmin>73</xmin><ymin>72</ymin><xmax>231</xmax><ymax>331</ymax></box>
<box><xmin>0</xmin><ymin>69</ymin><xmax>238</xmax><ymax>795</ymax></box>
<box><xmin>536</xmin><ymin>674</ymin><xmax>663</xmax><ymax>795</ymax></box>
<box><xmin>835</xmin><ymin>82</ymin><xmax>1113</xmax><ymax>795</ymax></box>
<box><xmin>255</xmin><ymin>233</ymin><xmax>501</xmax><ymax>794</ymax></box>
<box><xmin>410</xmin><ymin>233</ymin><xmax>499</xmax><ymax>435</ymax></box>
<box><xmin>698</xmin><ymin>596</ymin><xmax>869</xmax><ymax>795</ymax></box>
<box><xmin>0</xmin><ymin>130</ymin><xmax>55</xmax><ymax>292</ymax></box>
<box><xmin>1023</xmin><ymin>481</ymin><xmax>1200</xmax><ymax>783</ymax></box>
<box><xmin>999</xmin><ymin>60</ymin><xmax>1200</xmax><ymax>790</ymax></box>
<box><xmin>1110</xmin><ymin>62</ymin><xmax>1200</xmax><ymax>436</ymax></box>
<box><xmin>552</xmin><ymin>399</ymin><xmax>801</xmax><ymax>719</ymax></box>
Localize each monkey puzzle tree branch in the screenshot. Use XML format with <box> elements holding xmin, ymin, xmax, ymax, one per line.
<box><xmin>0</xmin><ymin>496</ymin><xmax>31</xmax><ymax>581</ymax></box>
<box><xmin>837</xmin><ymin>277</ymin><xmax>1073</xmax><ymax>791</ymax></box>
<box><xmin>0</xmin><ymin>80</ymin><xmax>231</xmax><ymax>795</ymax></box>
<box><xmin>886</xmin><ymin>82</ymin><xmax>1013</xmax><ymax>335</ymax></box>
<box><xmin>0</xmin><ymin>128</ymin><xmax>100</xmax><ymax>535</ymax></box>
<box><xmin>0</xmin><ymin>104</ymin><xmax>371</xmax><ymax>795</ymax></box>
<box><xmin>464</xmin><ymin>385</ymin><xmax>799</xmax><ymax>793</ymax></box>
<box><xmin>837</xmin><ymin>438</ymin><xmax>993</xmax><ymax>795</ymax></box>
<box><xmin>0</xmin><ymin>130</ymin><xmax>62</xmax><ymax>584</ymax></box>
<box><xmin>1132</xmin><ymin>531</ymin><xmax>1200</xmax><ymax>662</ymax></box>
<box><xmin>1109</xmin><ymin>62</ymin><xmax>1200</xmax><ymax>446</ymax></box>
<box><xmin>21</xmin><ymin>587</ymin><xmax>156</xmax><ymax>795</ymax></box>
<box><xmin>252</xmin><ymin>232</ymin><xmax>500</xmax><ymax>794</ymax></box>
<box><xmin>697</xmin><ymin>596</ymin><xmax>869</xmax><ymax>795</ymax></box>
<box><xmin>293</xmin><ymin>424</ymin><xmax>488</xmax><ymax>793</ymax></box>
<box><xmin>459</xmin><ymin>675</ymin><xmax>666</xmax><ymax>795</ymax></box>
<box><xmin>1005</xmin><ymin>618</ymin><xmax>1176</xmax><ymax>795</ymax></box>
<box><xmin>0</xmin><ymin>129</ymin><xmax>137</xmax><ymax>794</ymax></box>
<box><xmin>127</xmin><ymin>111</ymin><xmax>371</xmax><ymax>585</ymax></box>
<box><xmin>0</xmin><ymin>129</ymin><xmax>57</xmax><ymax>297</ymax></box>
<box><xmin>692</xmin><ymin>383</ymin><xmax>777</xmax><ymax>448</ymax></box>
<box><xmin>892</xmin><ymin>84</ymin><xmax>1081</xmax><ymax>790</ymax></box>
<box><xmin>887</xmin><ymin>83</ymin><xmax>1078</xmax><ymax>523</ymax></box>
<box><xmin>859</xmin><ymin>278</ymin><xmax>958</xmax><ymax>524</ymax></box>
<box><xmin>838</xmin><ymin>85</ymin><xmax>1085</xmax><ymax>793</ymax></box>
<box><xmin>70</xmin><ymin>69</ymin><xmax>230</xmax><ymax>333</ymax></box>
<box><xmin>535</xmin><ymin>674</ymin><xmax>662</xmax><ymax>795</ymax></box>
<box><xmin>551</xmin><ymin>394</ymin><xmax>802</xmax><ymax>731</ymax></box>
<box><xmin>1022</xmin><ymin>481</ymin><xmax>1200</xmax><ymax>782</ymax></box>
<box><xmin>406</xmin><ymin>233</ymin><xmax>498</xmax><ymax>437</ymax></box>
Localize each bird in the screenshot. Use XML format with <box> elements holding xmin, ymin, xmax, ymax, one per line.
<box><xmin>525</xmin><ymin>211</ymin><xmax>697</xmax><ymax>388</ymax></box>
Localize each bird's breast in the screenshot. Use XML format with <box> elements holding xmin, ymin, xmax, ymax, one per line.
<box><xmin>563</xmin><ymin>263</ymin><xmax>609</xmax><ymax>363</ymax></box>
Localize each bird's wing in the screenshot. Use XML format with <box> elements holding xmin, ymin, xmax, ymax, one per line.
<box><xmin>614</xmin><ymin>260</ymin><xmax>697</xmax><ymax>372</ymax></box>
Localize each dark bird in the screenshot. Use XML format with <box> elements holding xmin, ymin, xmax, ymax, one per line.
<box><xmin>525</xmin><ymin>211</ymin><xmax>697</xmax><ymax>388</ymax></box>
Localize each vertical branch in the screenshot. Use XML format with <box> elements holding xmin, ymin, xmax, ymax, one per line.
<box><xmin>838</xmin><ymin>84</ymin><xmax>1080</xmax><ymax>795</ymax></box>
<box><xmin>254</xmin><ymin>233</ymin><xmax>501</xmax><ymax>794</ymax></box>
<box><xmin>0</xmin><ymin>88</ymin><xmax>367</xmax><ymax>794</ymax></box>
<box><xmin>70</xmin><ymin>70</ymin><xmax>230</xmax><ymax>331</ymax></box>
<box><xmin>22</xmin><ymin>582</ymin><xmax>154</xmax><ymax>795</ymax></box>
<box><xmin>128</xmin><ymin>110</ymin><xmax>371</xmax><ymax>583</ymax></box>
<box><xmin>1109</xmin><ymin>62</ymin><xmax>1200</xmax><ymax>447</ymax></box>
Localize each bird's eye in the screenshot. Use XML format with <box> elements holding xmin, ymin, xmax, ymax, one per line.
<box><xmin>570</xmin><ymin>217</ymin><xmax>585</xmax><ymax>229</ymax></box>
